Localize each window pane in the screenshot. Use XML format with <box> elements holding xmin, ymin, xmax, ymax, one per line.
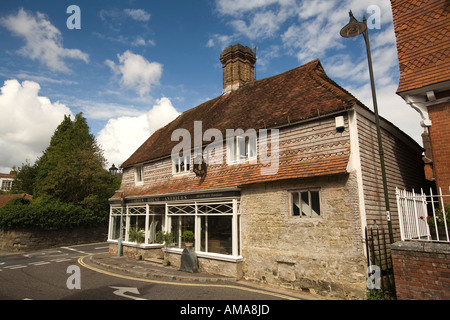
<box><xmin>185</xmin><ymin>156</ymin><xmax>190</xmax><ymax>171</ymax></box>
<box><xmin>128</xmin><ymin>215</ymin><xmax>145</xmax><ymax>243</ymax></box>
<box><xmin>148</xmin><ymin>211</ymin><xmax>164</xmax><ymax>244</ymax></box>
<box><xmin>301</xmin><ymin>192</ymin><xmax>310</xmax><ymax>216</ymax></box>
<box><xmin>311</xmin><ymin>191</ymin><xmax>320</xmax><ymax>216</ymax></box>
<box><xmin>292</xmin><ymin>192</ymin><xmax>300</xmax><ymax>216</ymax></box>
<box><xmin>201</xmin><ymin>215</ymin><xmax>232</xmax><ymax>255</ymax></box>
<box><xmin>170</xmin><ymin>216</ymin><xmax>195</xmax><ymax>248</ymax></box>
<box><xmin>136</xmin><ymin>166</ymin><xmax>143</xmax><ymax>182</ymax></box>
<box><xmin>110</xmin><ymin>216</ymin><xmax>121</xmax><ymax>240</ymax></box>
<box><xmin>248</xmin><ymin>136</ymin><xmax>257</xmax><ymax>159</ymax></box>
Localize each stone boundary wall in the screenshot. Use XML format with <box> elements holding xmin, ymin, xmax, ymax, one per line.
<box><xmin>391</xmin><ymin>241</ymin><xmax>450</xmax><ymax>300</ymax></box>
<box><xmin>0</xmin><ymin>226</ymin><xmax>108</xmax><ymax>253</ymax></box>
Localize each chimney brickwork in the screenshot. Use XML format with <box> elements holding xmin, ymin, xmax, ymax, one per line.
<box><xmin>220</xmin><ymin>44</ymin><xmax>256</xmax><ymax>94</ymax></box>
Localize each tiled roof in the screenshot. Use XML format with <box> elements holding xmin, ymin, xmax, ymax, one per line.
<box><xmin>0</xmin><ymin>173</ymin><xmax>15</xmax><ymax>179</ymax></box>
<box><xmin>0</xmin><ymin>194</ymin><xmax>32</xmax><ymax>208</ymax></box>
<box><xmin>121</xmin><ymin>59</ymin><xmax>357</xmax><ymax>168</ymax></box>
<box><xmin>391</xmin><ymin>0</ymin><xmax>450</xmax><ymax>93</ymax></box>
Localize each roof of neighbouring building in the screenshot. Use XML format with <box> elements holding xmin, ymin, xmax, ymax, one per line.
<box><xmin>121</xmin><ymin>59</ymin><xmax>359</xmax><ymax>168</ymax></box>
<box><xmin>0</xmin><ymin>194</ymin><xmax>32</xmax><ymax>208</ymax></box>
<box><xmin>391</xmin><ymin>0</ymin><xmax>450</xmax><ymax>93</ymax></box>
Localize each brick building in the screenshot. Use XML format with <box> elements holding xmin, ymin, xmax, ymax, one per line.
<box><xmin>108</xmin><ymin>44</ymin><xmax>426</xmax><ymax>299</ymax></box>
<box><xmin>0</xmin><ymin>168</ymin><xmax>16</xmax><ymax>192</ymax></box>
<box><xmin>390</xmin><ymin>0</ymin><xmax>450</xmax><ymax>191</ymax></box>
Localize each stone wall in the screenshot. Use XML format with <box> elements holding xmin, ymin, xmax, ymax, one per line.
<box><xmin>391</xmin><ymin>241</ymin><xmax>450</xmax><ymax>300</ymax></box>
<box><xmin>0</xmin><ymin>226</ymin><xmax>107</xmax><ymax>252</ymax></box>
<box><xmin>240</xmin><ymin>172</ymin><xmax>367</xmax><ymax>299</ymax></box>
<box><xmin>109</xmin><ymin>243</ymin><xmax>243</xmax><ymax>279</ymax></box>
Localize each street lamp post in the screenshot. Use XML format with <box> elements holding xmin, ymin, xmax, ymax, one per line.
<box><xmin>109</xmin><ymin>164</ymin><xmax>124</xmax><ymax>256</ymax></box>
<box><xmin>340</xmin><ymin>11</ymin><xmax>394</xmax><ymax>245</ymax></box>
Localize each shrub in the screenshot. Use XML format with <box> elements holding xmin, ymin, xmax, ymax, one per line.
<box><xmin>0</xmin><ymin>197</ymin><xmax>106</xmax><ymax>231</ymax></box>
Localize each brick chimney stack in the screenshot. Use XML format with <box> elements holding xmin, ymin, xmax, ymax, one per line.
<box><xmin>220</xmin><ymin>44</ymin><xmax>256</xmax><ymax>94</ymax></box>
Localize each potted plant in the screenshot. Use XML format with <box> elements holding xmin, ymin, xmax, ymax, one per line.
<box><xmin>182</xmin><ymin>230</ymin><xmax>195</xmax><ymax>247</ymax></box>
<box><xmin>129</xmin><ymin>227</ymin><xmax>145</xmax><ymax>243</ymax></box>
<box><xmin>427</xmin><ymin>204</ymin><xmax>450</xmax><ymax>240</ymax></box>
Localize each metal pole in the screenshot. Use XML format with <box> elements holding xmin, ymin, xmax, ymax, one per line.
<box><xmin>117</xmin><ymin>190</ymin><xmax>124</xmax><ymax>256</ymax></box>
<box><xmin>362</xmin><ymin>17</ymin><xmax>394</xmax><ymax>244</ymax></box>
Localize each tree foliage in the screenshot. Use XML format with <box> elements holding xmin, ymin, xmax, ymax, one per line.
<box><xmin>1</xmin><ymin>113</ymin><xmax>120</xmax><ymax>230</ymax></box>
<box><xmin>34</xmin><ymin>113</ymin><xmax>116</xmax><ymax>209</ymax></box>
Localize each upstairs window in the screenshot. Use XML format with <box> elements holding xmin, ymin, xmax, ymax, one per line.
<box><xmin>227</xmin><ymin>135</ymin><xmax>257</xmax><ymax>164</ymax></box>
<box><xmin>173</xmin><ymin>154</ymin><xmax>191</xmax><ymax>174</ymax></box>
<box><xmin>290</xmin><ymin>190</ymin><xmax>321</xmax><ymax>217</ymax></box>
<box><xmin>135</xmin><ymin>166</ymin><xmax>144</xmax><ymax>185</ymax></box>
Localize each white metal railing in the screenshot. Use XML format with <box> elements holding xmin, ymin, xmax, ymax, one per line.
<box><xmin>396</xmin><ymin>187</ymin><xmax>450</xmax><ymax>242</ymax></box>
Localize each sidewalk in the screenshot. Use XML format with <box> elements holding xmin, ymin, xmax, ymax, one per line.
<box><xmin>85</xmin><ymin>253</ymin><xmax>326</xmax><ymax>300</ymax></box>
<box><xmin>87</xmin><ymin>252</ymin><xmax>237</xmax><ymax>283</ymax></box>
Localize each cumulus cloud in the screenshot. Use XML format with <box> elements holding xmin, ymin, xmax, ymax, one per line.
<box><xmin>0</xmin><ymin>79</ymin><xmax>73</xmax><ymax>171</ymax></box>
<box><xmin>106</xmin><ymin>50</ymin><xmax>163</xmax><ymax>97</ymax></box>
<box><xmin>209</xmin><ymin>0</ymin><xmax>423</xmax><ymax>144</ymax></box>
<box><xmin>97</xmin><ymin>97</ymin><xmax>180</xmax><ymax>167</ymax></box>
<box><xmin>0</xmin><ymin>8</ymin><xmax>89</xmax><ymax>73</ymax></box>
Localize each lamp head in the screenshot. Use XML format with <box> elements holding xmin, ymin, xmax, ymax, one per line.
<box><xmin>340</xmin><ymin>10</ymin><xmax>367</xmax><ymax>38</ymax></box>
<box><xmin>109</xmin><ymin>164</ymin><xmax>118</xmax><ymax>177</ymax></box>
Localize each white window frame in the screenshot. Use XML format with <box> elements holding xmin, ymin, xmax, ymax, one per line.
<box><xmin>290</xmin><ymin>190</ymin><xmax>321</xmax><ymax>217</ymax></box>
<box><xmin>172</xmin><ymin>154</ymin><xmax>191</xmax><ymax>175</ymax></box>
<box><xmin>166</xmin><ymin>199</ymin><xmax>241</xmax><ymax>258</ymax></box>
<box><xmin>227</xmin><ymin>135</ymin><xmax>257</xmax><ymax>164</ymax></box>
<box><xmin>108</xmin><ymin>204</ymin><xmax>165</xmax><ymax>246</ymax></box>
<box><xmin>135</xmin><ymin>165</ymin><xmax>144</xmax><ymax>186</ymax></box>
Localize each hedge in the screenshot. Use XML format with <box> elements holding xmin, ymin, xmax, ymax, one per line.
<box><xmin>0</xmin><ymin>197</ymin><xmax>107</xmax><ymax>231</ymax></box>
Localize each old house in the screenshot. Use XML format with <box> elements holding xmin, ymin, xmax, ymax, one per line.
<box><xmin>0</xmin><ymin>168</ymin><xmax>16</xmax><ymax>192</ymax></box>
<box><xmin>108</xmin><ymin>44</ymin><xmax>425</xmax><ymax>299</ymax></box>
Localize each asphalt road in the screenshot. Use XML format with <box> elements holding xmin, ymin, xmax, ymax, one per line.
<box><xmin>0</xmin><ymin>243</ymin><xmax>302</xmax><ymax>303</ymax></box>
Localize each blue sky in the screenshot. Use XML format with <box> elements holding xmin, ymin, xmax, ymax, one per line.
<box><xmin>0</xmin><ymin>0</ymin><xmax>424</xmax><ymax>172</ymax></box>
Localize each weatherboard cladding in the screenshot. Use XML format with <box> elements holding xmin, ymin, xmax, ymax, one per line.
<box><xmin>119</xmin><ymin>117</ymin><xmax>350</xmax><ymax>198</ymax></box>
<box><xmin>121</xmin><ymin>59</ymin><xmax>356</xmax><ymax>168</ymax></box>
<box><xmin>116</xmin><ymin>59</ymin><xmax>359</xmax><ymax>198</ymax></box>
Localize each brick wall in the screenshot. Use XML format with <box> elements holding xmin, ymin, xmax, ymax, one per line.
<box><xmin>428</xmin><ymin>101</ymin><xmax>450</xmax><ymax>193</ymax></box>
<box><xmin>391</xmin><ymin>241</ymin><xmax>450</xmax><ymax>300</ymax></box>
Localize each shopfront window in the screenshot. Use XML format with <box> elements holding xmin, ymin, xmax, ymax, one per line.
<box><xmin>108</xmin><ymin>205</ymin><xmax>165</xmax><ymax>245</ymax></box>
<box><xmin>109</xmin><ymin>198</ymin><xmax>240</xmax><ymax>257</ymax></box>
<box><xmin>167</xmin><ymin>199</ymin><xmax>240</xmax><ymax>257</ymax></box>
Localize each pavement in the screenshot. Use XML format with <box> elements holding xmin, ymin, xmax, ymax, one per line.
<box><xmin>86</xmin><ymin>252</ymin><xmax>236</xmax><ymax>284</ymax></box>
<box><xmin>84</xmin><ymin>252</ymin><xmax>329</xmax><ymax>300</ymax></box>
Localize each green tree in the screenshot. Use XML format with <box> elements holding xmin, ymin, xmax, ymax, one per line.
<box><xmin>34</xmin><ymin>113</ymin><xmax>116</xmax><ymax>213</ymax></box>
<box><xmin>10</xmin><ymin>161</ymin><xmax>38</xmax><ymax>195</ymax></box>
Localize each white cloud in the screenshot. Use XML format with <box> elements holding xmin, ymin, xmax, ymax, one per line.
<box><xmin>124</xmin><ymin>9</ymin><xmax>151</xmax><ymax>22</ymax></box>
<box><xmin>106</xmin><ymin>50</ymin><xmax>163</xmax><ymax>97</ymax></box>
<box><xmin>211</xmin><ymin>0</ymin><xmax>423</xmax><ymax>146</ymax></box>
<box><xmin>0</xmin><ymin>79</ymin><xmax>73</xmax><ymax>171</ymax></box>
<box><xmin>0</xmin><ymin>8</ymin><xmax>89</xmax><ymax>73</ymax></box>
<box><xmin>97</xmin><ymin>97</ymin><xmax>180</xmax><ymax>167</ymax></box>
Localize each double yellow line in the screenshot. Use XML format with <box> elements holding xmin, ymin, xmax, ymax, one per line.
<box><xmin>78</xmin><ymin>255</ymin><xmax>299</xmax><ymax>300</ymax></box>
